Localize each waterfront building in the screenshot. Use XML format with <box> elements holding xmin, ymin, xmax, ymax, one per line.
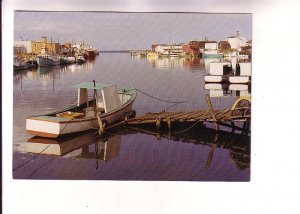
<box><xmin>14</xmin><ymin>40</ymin><xmax>32</xmax><ymax>54</ymax></box>
<box><xmin>226</xmin><ymin>31</ymin><xmax>247</xmax><ymax>51</ymax></box>
<box><xmin>31</xmin><ymin>36</ymin><xmax>61</xmax><ymax>54</ymax></box>
<box><xmin>182</xmin><ymin>41</ymin><xmax>202</xmax><ymax>57</ymax></box>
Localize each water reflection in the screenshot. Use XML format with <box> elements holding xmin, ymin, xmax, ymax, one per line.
<box><xmin>13</xmin><ymin>62</ymin><xmax>95</xmax><ymax>91</ymax></box>
<box><xmin>145</xmin><ymin>56</ymin><xmax>218</xmax><ymax>71</ymax></box>
<box><xmin>128</xmin><ymin>126</ymin><xmax>250</xmax><ymax>170</ymax></box>
<box><xmin>24</xmin><ymin>131</ymin><xmax>97</xmax><ymax>156</ymax></box>
<box><xmin>20</xmin><ymin>126</ymin><xmax>249</xmax><ymax>171</ymax></box>
<box><xmin>13</xmin><ymin>53</ymin><xmax>250</xmax><ymax>180</ymax></box>
<box><xmin>204</xmin><ymin>83</ymin><xmax>251</xmax><ymax>98</ymax></box>
<box><xmin>78</xmin><ymin>135</ymin><xmax>121</xmax><ymax>162</ymax></box>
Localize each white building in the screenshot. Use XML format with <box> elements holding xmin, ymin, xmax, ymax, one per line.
<box><xmin>226</xmin><ymin>31</ymin><xmax>247</xmax><ymax>51</ymax></box>
<box><xmin>14</xmin><ymin>40</ymin><xmax>32</xmax><ymax>54</ymax></box>
<box><xmin>204</xmin><ymin>42</ymin><xmax>218</xmax><ymax>50</ymax></box>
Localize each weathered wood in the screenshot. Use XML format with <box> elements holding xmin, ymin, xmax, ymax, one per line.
<box><xmin>175</xmin><ymin>111</ymin><xmax>199</xmax><ymax>120</ymax></box>
<box><xmin>205</xmin><ymin>94</ymin><xmax>219</xmax><ymax>131</ymax></box>
<box><xmin>156</xmin><ymin>118</ymin><xmax>161</xmax><ymax>130</ymax></box>
<box><xmin>185</xmin><ymin>111</ymin><xmax>206</xmax><ymax>119</ymax></box>
<box><xmin>216</xmin><ymin>109</ymin><xmax>231</xmax><ymax>120</ymax></box>
<box><xmin>167</xmin><ymin>117</ymin><xmax>172</xmax><ymax>131</ymax></box>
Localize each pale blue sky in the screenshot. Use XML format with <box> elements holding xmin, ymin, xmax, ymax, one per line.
<box><xmin>14</xmin><ymin>11</ymin><xmax>251</xmax><ymax>51</ymax></box>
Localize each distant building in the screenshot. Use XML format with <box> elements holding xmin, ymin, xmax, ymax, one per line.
<box><xmin>182</xmin><ymin>40</ymin><xmax>218</xmax><ymax>57</ymax></box>
<box><xmin>226</xmin><ymin>30</ymin><xmax>247</xmax><ymax>51</ymax></box>
<box><xmin>204</xmin><ymin>41</ymin><xmax>218</xmax><ymax>50</ymax></box>
<box><xmin>31</xmin><ymin>36</ymin><xmax>61</xmax><ymax>54</ymax></box>
<box><xmin>14</xmin><ymin>40</ymin><xmax>32</xmax><ymax>54</ymax></box>
<box><xmin>61</xmin><ymin>42</ymin><xmax>73</xmax><ymax>55</ymax></box>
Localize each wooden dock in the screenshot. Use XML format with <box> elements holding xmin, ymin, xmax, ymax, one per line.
<box><xmin>102</xmin><ymin>95</ymin><xmax>251</xmax><ymax>134</ymax></box>
<box><xmin>125</xmin><ymin>95</ymin><xmax>250</xmax><ymax>131</ymax></box>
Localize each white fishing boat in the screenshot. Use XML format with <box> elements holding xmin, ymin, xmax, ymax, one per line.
<box><xmin>26</xmin><ymin>82</ymin><xmax>137</xmax><ymax>138</ymax></box>
<box><xmin>204</xmin><ymin>61</ymin><xmax>232</xmax><ymax>83</ymax></box>
<box><xmin>60</xmin><ymin>56</ymin><xmax>76</xmax><ymax>65</ymax></box>
<box><xmin>76</xmin><ymin>54</ymin><xmax>86</xmax><ymax>63</ymax></box>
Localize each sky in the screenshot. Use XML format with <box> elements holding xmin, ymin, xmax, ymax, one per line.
<box><xmin>14</xmin><ymin>11</ymin><xmax>252</xmax><ymax>51</ymax></box>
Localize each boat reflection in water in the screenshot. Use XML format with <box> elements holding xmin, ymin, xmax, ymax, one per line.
<box><xmin>24</xmin><ymin>125</ymin><xmax>250</xmax><ymax>171</ymax></box>
<box><xmin>25</xmin><ymin>131</ymin><xmax>122</xmax><ymax>162</ymax></box>
<box><xmin>204</xmin><ymin>83</ymin><xmax>251</xmax><ymax>98</ymax></box>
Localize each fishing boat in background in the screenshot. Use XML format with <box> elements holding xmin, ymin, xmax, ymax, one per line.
<box><xmin>36</xmin><ymin>46</ymin><xmax>60</xmax><ymax>67</ymax></box>
<box><xmin>59</xmin><ymin>56</ymin><xmax>76</xmax><ymax>65</ymax></box>
<box><xmin>202</xmin><ymin>49</ymin><xmax>224</xmax><ymax>58</ymax></box>
<box><xmin>26</xmin><ymin>82</ymin><xmax>137</xmax><ymax>138</ymax></box>
<box><xmin>76</xmin><ymin>54</ymin><xmax>86</xmax><ymax>64</ymax></box>
<box><xmin>26</xmin><ymin>60</ymin><xmax>38</xmax><ymax>69</ymax></box>
<box><xmin>13</xmin><ymin>56</ymin><xmax>28</xmax><ymax>71</ymax></box>
<box><xmin>36</xmin><ymin>54</ymin><xmax>60</xmax><ymax>67</ymax></box>
<box><xmin>83</xmin><ymin>48</ymin><xmax>96</xmax><ymax>60</ymax></box>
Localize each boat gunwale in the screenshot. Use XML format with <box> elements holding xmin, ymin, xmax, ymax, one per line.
<box><xmin>26</xmin><ymin>87</ymin><xmax>137</xmax><ymax>124</ymax></box>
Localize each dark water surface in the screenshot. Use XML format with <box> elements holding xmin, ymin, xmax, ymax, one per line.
<box><xmin>13</xmin><ymin>53</ymin><xmax>250</xmax><ymax>180</ymax></box>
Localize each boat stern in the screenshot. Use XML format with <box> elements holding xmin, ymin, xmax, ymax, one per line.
<box><xmin>26</xmin><ymin>116</ymin><xmax>62</xmax><ymax>138</ymax></box>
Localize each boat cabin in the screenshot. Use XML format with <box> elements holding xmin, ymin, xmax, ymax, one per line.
<box><xmin>74</xmin><ymin>82</ymin><xmax>132</xmax><ymax>118</ymax></box>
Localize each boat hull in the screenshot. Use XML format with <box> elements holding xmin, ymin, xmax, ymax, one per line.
<box><xmin>229</xmin><ymin>76</ymin><xmax>250</xmax><ymax>84</ymax></box>
<box><xmin>14</xmin><ymin>64</ymin><xmax>28</xmax><ymax>71</ymax></box>
<box><xmin>202</xmin><ymin>54</ymin><xmax>223</xmax><ymax>59</ymax></box>
<box><xmin>26</xmin><ymin>89</ymin><xmax>136</xmax><ymax>138</ymax></box>
<box><xmin>36</xmin><ymin>56</ymin><xmax>60</xmax><ymax>67</ymax></box>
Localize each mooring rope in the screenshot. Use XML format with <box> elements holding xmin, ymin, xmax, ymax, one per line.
<box><xmin>171</xmin><ymin>119</ymin><xmax>204</xmax><ymax>134</ymax></box>
<box><xmin>13</xmin><ymin>144</ymin><xmax>51</xmax><ymax>171</ymax></box>
<box><xmin>27</xmin><ymin>155</ymin><xmax>61</xmax><ymax>179</ymax></box>
<box><xmin>135</xmin><ymin>88</ymin><xmax>192</xmax><ymax>104</ymax></box>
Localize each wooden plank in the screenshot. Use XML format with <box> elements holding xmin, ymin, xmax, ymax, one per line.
<box><xmin>175</xmin><ymin>110</ymin><xmax>199</xmax><ymax>120</ymax></box>
<box><xmin>184</xmin><ymin>110</ymin><xmax>207</xmax><ymax>120</ymax></box>
<box><xmin>168</xmin><ymin>111</ymin><xmax>195</xmax><ymax>120</ymax></box>
<box><xmin>193</xmin><ymin>110</ymin><xmax>210</xmax><ymax>120</ymax></box>
<box><xmin>215</xmin><ymin>109</ymin><xmax>231</xmax><ymax>120</ymax></box>
<box><xmin>205</xmin><ymin>94</ymin><xmax>219</xmax><ymax>131</ymax></box>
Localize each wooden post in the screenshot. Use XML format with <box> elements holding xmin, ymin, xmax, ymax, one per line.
<box><xmin>205</xmin><ymin>94</ymin><xmax>219</xmax><ymax>131</ymax></box>
<box><xmin>167</xmin><ymin>117</ymin><xmax>172</xmax><ymax>131</ymax></box>
<box><xmin>156</xmin><ymin>118</ymin><xmax>161</xmax><ymax>130</ymax></box>
<box><xmin>96</xmin><ymin>113</ymin><xmax>105</xmax><ymax>136</ymax></box>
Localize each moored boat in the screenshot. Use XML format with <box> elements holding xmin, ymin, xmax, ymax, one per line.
<box><xmin>59</xmin><ymin>56</ymin><xmax>76</xmax><ymax>65</ymax></box>
<box><xmin>202</xmin><ymin>50</ymin><xmax>224</xmax><ymax>58</ymax></box>
<box><xmin>13</xmin><ymin>56</ymin><xmax>28</xmax><ymax>71</ymax></box>
<box><xmin>76</xmin><ymin>54</ymin><xmax>86</xmax><ymax>63</ymax></box>
<box><xmin>26</xmin><ymin>82</ymin><xmax>137</xmax><ymax>138</ymax></box>
<box><xmin>83</xmin><ymin>48</ymin><xmax>96</xmax><ymax>60</ymax></box>
<box><xmin>36</xmin><ymin>54</ymin><xmax>60</xmax><ymax>67</ymax></box>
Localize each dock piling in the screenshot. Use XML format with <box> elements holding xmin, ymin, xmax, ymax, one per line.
<box><xmin>205</xmin><ymin>94</ymin><xmax>219</xmax><ymax>131</ymax></box>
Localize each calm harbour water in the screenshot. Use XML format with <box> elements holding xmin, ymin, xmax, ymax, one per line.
<box><xmin>13</xmin><ymin>53</ymin><xmax>250</xmax><ymax>181</ymax></box>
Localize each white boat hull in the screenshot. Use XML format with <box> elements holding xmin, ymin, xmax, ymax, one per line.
<box><xmin>229</xmin><ymin>84</ymin><xmax>248</xmax><ymax>91</ymax></box>
<box><xmin>26</xmin><ymin>86</ymin><xmax>136</xmax><ymax>138</ymax></box>
<box><xmin>229</xmin><ymin>76</ymin><xmax>250</xmax><ymax>84</ymax></box>
<box><xmin>26</xmin><ymin>101</ymin><xmax>134</xmax><ymax>138</ymax></box>
<box><xmin>204</xmin><ymin>75</ymin><xmax>222</xmax><ymax>83</ymax></box>
<box><xmin>204</xmin><ymin>83</ymin><xmax>223</xmax><ymax>90</ymax></box>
